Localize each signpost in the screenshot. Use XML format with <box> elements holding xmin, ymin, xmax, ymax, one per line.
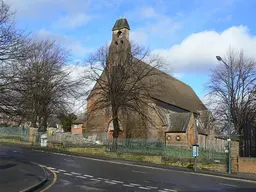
<box><xmin>192</xmin><ymin>144</ymin><xmax>199</xmax><ymax>172</ymax></box>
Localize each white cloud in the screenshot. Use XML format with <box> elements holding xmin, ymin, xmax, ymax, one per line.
<box><xmin>125</xmin><ymin>7</ymin><xmax>182</xmax><ymax>43</ymax></box>
<box><xmin>54</xmin><ymin>13</ymin><xmax>91</xmax><ymax>29</ymax></box>
<box><xmin>172</xmin><ymin>73</ymin><xmax>185</xmax><ymax>79</ymax></box>
<box><xmin>141</xmin><ymin>7</ymin><xmax>157</xmax><ymax>18</ymax></box>
<box><xmin>152</xmin><ymin>25</ymin><xmax>256</xmax><ymax>73</ymax></box>
<box><xmin>35</xmin><ymin>29</ymin><xmax>93</xmax><ymax>58</ymax></box>
<box><xmin>62</xmin><ymin>63</ymin><xmax>97</xmax><ymax>114</ymax></box>
<box><xmin>130</xmin><ymin>30</ymin><xmax>149</xmax><ymax>45</ymax></box>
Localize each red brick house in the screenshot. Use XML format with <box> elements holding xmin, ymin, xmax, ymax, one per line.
<box><xmin>85</xmin><ymin>18</ymin><xmax>215</xmax><ymax>148</ymax></box>
<box><xmin>71</xmin><ymin>118</ymin><xmax>84</xmax><ymax>135</ymax></box>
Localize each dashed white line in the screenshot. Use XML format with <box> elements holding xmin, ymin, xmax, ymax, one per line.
<box><xmin>139</xmin><ymin>186</ymin><xmax>151</xmax><ymax>190</ymax></box>
<box><xmin>132</xmin><ymin>170</ymin><xmax>146</xmax><ymax>174</ymax></box>
<box><xmin>47</xmin><ymin>167</ymin><xmax>56</xmax><ymax>170</ymax></box>
<box><xmin>58</xmin><ymin>169</ymin><xmax>66</xmax><ymax>172</ymax></box>
<box><xmin>84</xmin><ymin>174</ymin><xmax>93</xmax><ymax>178</ymax></box>
<box><xmin>163</xmin><ymin>189</ymin><xmax>178</xmax><ymax>192</ymax></box>
<box><xmin>76</xmin><ymin>176</ymin><xmax>88</xmax><ymax>179</ymax></box>
<box><xmin>123</xmin><ymin>184</ymin><xmax>135</xmax><ymax>187</ymax></box>
<box><xmin>32</xmin><ymin>149</ymin><xmax>256</xmax><ymax>185</ymax></box>
<box><xmin>63</xmin><ymin>173</ymin><xmax>72</xmax><ymax>176</ymax></box>
<box><xmin>147</xmin><ymin>186</ymin><xmax>158</xmax><ymax>189</ymax></box>
<box><xmin>71</xmin><ymin>172</ymin><xmax>81</xmax><ymax>175</ymax></box>
<box><xmin>105</xmin><ymin>181</ymin><xmax>117</xmax><ymax>185</ymax></box>
<box><xmin>111</xmin><ymin>180</ymin><xmax>124</xmax><ymax>184</ymax></box>
<box><xmin>90</xmin><ymin>178</ymin><xmax>100</xmax><ymax>182</ymax></box>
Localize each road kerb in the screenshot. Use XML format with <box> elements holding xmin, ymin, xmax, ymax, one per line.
<box><xmin>31</xmin><ymin>148</ymin><xmax>256</xmax><ymax>184</ymax></box>
<box><xmin>19</xmin><ymin>162</ymin><xmax>48</xmax><ymax>192</ymax></box>
<box><xmin>36</xmin><ymin>163</ymin><xmax>57</xmax><ymax>192</ymax></box>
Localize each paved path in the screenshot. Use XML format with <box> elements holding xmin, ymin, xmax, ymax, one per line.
<box><xmin>1</xmin><ymin>145</ymin><xmax>256</xmax><ymax>192</ymax></box>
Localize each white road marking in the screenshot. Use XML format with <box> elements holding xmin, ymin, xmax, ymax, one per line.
<box><xmin>32</xmin><ymin>149</ymin><xmax>256</xmax><ymax>184</ymax></box>
<box><xmin>76</xmin><ymin>176</ymin><xmax>88</xmax><ymax>179</ymax></box>
<box><xmin>147</xmin><ymin>186</ymin><xmax>158</xmax><ymax>189</ymax></box>
<box><xmin>105</xmin><ymin>181</ymin><xmax>117</xmax><ymax>185</ymax></box>
<box><xmin>47</xmin><ymin>167</ymin><xmax>56</xmax><ymax>170</ymax></box>
<box><xmin>71</xmin><ymin>172</ymin><xmax>81</xmax><ymax>175</ymax></box>
<box><xmin>132</xmin><ymin>170</ymin><xmax>146</xmax><ymax>174</ymax></box>
<box><xmin>139</xmin><ymin>186</ymin><xmax>151</xmax><ymax>190</ymax></box>
<box><xmin>129</xmin><ymin>183</ymin><xmax>141</xmax><ymax>186</ymax></box>
<box><xmin>219</xmin><ymin>183</ymin><xmax>237</xmax><ymax>187</ymax></box>
<box><xmin>164</xmin><ymin>189</ymin><xmax>177</xmax><ymax>192</ymax></box>
<box><xmin>63</xmin><ymin>173</ymin><xmax>72</xmax><ymax>176</ymax></box>
<box><xmin>58</xmin><ymin>169</ymin><xmax>66</xmax><ymax>172</ymax></box>
<box><xmin>111</xmin><ymin>180</ymin><xmax>124</xmax><ymax>184</ymax></box>
<box><xmin>84</xmin><ymin>174</ymin><xmax>93</xmax><ymax>178</ymax></box>
<box><xmin>123</xmin><ymin>184</ymin><xmax>135</xmax><ymax>187</ymax></box>
<box><xmin>90</xmin><ymin>178</ymin><xmax>100</xmax><ymax>182</ymax></box>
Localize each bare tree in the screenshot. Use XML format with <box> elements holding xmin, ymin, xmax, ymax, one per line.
<box><xmin>0</xmin><ymin>0</ymin><xmax>29</xmax><ymax>115</ymax></box>
<box><xmin>84</xmin><ymin>42</ymin><xmax>163</xmax><ymax>149</ymax></box>
<box><xmin>11</xmin><ymin>40</ymin><xmax>83</xmax><ymax>132</ymax></box>
<box><xmin>206</xmin><ymin>48</ymin><xmax>256</xmax><ymax>139</ymax></box>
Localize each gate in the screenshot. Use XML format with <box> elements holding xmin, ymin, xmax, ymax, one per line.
<box><xmin>241</xmin><ymin>122</ymin><xmax>256</xmax><ymax>157</ymax></box>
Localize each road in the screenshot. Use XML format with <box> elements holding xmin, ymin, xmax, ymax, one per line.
<box><xmin>0</xmin><ymin>145</ymin><xmax>256</xmax><ymax>192</ymax></box>
<box><xmin>0</xmin><ymin>155</ymin><xmax>46</xmax><ymax>192</ymax></box>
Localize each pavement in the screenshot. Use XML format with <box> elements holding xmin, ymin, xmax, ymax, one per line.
<box><xmin>0</xmin><ymin>152</ymin><xmax>47</xmax><ymax>192</ymax></box>
<box><xmin>1</xmin><ymin>144</ymin><xmax>256</xmax><ymax>192</ymax></box>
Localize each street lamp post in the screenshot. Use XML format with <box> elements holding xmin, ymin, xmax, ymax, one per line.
<box><xmin>216</xmin><ymin>56</ymin><xmax>232</xmax><ymax>174</ymax></box>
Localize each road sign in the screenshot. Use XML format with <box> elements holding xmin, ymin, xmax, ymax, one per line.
<box><xmin>192</xmin><ymin>144</ymin><xmax>199</xmax><ymax>157</ymax></box>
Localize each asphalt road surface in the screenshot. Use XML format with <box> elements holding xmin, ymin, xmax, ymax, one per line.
<box><xmin>1</xmin><ymin>145</ymin><xmax>256</xmax><ymax>192</ymax></box>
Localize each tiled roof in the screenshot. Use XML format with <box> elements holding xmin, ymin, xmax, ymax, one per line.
<box><xmin>112</xmin><ymin>18</ymin><xmax>130</xmax><ymax>31</ymax></box>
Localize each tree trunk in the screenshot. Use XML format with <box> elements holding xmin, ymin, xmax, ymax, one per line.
<box><xmin>112</xmin><ymin>108</ymin><xmax>119</xmax><ymax>151</ymax></box>
<box><xmin>38</xmin><ymin>115</ymin><xmax>47</xmax><ymax>132</ymax></box>
<box><xmin>31</xmin><ymin>115</ymin><xmax>37</xmax><ymax>128</ymax></box>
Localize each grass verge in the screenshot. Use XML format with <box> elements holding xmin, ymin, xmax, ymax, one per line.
<box><xmin>0</xmin><ymin>138</ymin><xmax>226</xmax><ymax>172</ymax></box>
<box><xmin>0</xmin><ymin>137</ymin><xmax>32</xmax><ymax>145</ymax></box>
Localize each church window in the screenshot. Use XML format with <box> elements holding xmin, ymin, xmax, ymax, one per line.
<box><xmin>117</xmin><ymin>31</ymin><xmax>123</xmax><ymax>38</ymax></box>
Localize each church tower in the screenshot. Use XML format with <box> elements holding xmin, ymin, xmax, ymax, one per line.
<box><xmin>109</xmin><ymin>18</ymin><xmax>131</xmax><ymax>55</ymax></box>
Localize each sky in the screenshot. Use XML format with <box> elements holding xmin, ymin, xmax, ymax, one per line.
<box><xmin>5</xmin><ymin>0</ymin><xmax>256</xmax><ymax>109</ymax></box>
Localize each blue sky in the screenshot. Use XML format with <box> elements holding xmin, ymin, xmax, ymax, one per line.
<box><xmin>6</xmin><ymin>0</ymin><xmax>256</xmax><ymax>102</ymax></box>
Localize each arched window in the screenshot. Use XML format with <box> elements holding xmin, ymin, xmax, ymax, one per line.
<box><xmin>117</xmin><ymin>31</ymin><xmax>123</xmax><ymax>38</ymax></box>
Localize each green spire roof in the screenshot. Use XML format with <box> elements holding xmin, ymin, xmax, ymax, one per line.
<box><xmin>112</xmin><ymin>18</ymin><xmax>130</xmax><ymax>31</ymax></box>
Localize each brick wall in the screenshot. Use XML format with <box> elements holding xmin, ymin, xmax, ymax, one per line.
<box><xmin>71</xmin><ymin>124</ymin><xmax>83</xmax><ymax>135</ymax></box>
<box><xmin>238</xmin><ymin>157</ymin><xmax>256</xmax><ymax>173</ymax></box>
<box><xmin>165</xmin><ymin>133</ymin><xmax>188</xmax><ymax>147</ymax></box>
<box><xmin>231</xmin><ymin>141</ymin><xmax>239</xmax><ymax>172</ymax></box>
<box><xmin>108</xmin><ymin>131</ymin><xmax>125</xmax><ymax>142</ymax></box>
<box><xmin>187</xmin><ymin>113</ymin><xmax>196</xmax><ymax>146</ymax></box>
<box><xmin>198</xmin><ymin>134</ymin><xmax>207</xmax><ymax>149</ymax></box>
<box><xmin>199</xmin><ymin>135</ymin><xmax>227</xmax><ymax>152</ymax></box>
<box><xmin>230</xmin><ymin>140</ymin><xmax>256</xmax><ymax>173</ymax></box>
<box><xmin>29</xmin><ymin>127</ymin><xmax>38</xmax><ymax>143</ymax></box>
